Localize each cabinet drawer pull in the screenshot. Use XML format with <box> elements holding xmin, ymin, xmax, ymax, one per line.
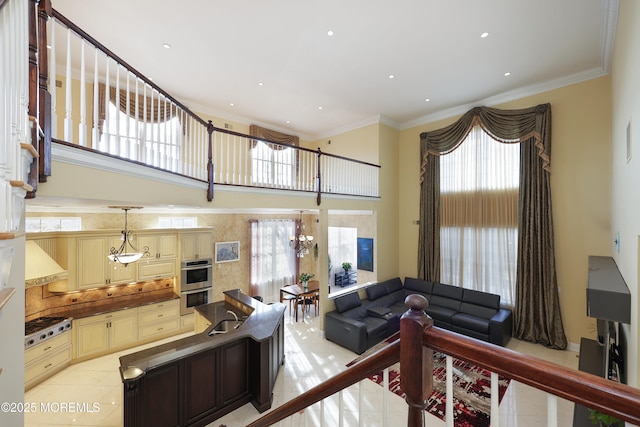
<box><xmin>157</xmin><ymin>304</ymin><xmax>164</xmax><ymax>308</ymax></box>
<box><xmin>157</xmin><ymin>327</ymin><xmax>163</xmax><ymax>331</ymax></box>
<box><xmin>157</xmin><ymin>314</ymin><xmax>163</xmax><ymax>318</ymax></box>
<box><xmin>44</xmin><ymin>363</ymin><xmax>52</xmax><ymax>369</ymax></box>
<box><xmin>43</xmin><ymin>346</ymin><xmax>52</xmax><ymax>351</ymax></box>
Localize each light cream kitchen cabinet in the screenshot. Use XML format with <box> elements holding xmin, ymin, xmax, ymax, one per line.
<box><xmin>180</xmin><ymin>231</ymin><xmax>213</xmax><ymax>260</ymax></box>
<box><xmin>24</xmin><ymin>331</ymin><xmax>72</xmax><ymax>390</ymax></box>
<box><xmin>138</xmin><ymin>233</ymin><xmax>178</xmax><ymax>260</ymax></box>
<box><xmin>75</xmin><ymin>235</ymin><xmax>138</xmax><ymax>290</ymax></box>
<box><xmin>137</xmin><ymin>232</ymin><xmax>178</xmax><ymax>281</ymax></box>
<box><xmin>74</xmin><ymin>308</ymin><xmax>138</xmax><ymax>360</ymax></box>
<box><xmin>138</xmin><ymin>299</ymin><xmax>180</xmax><ymax>339</ymax></box>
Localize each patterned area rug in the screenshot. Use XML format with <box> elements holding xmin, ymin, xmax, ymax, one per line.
<box><xmin>347</xmin><ymin>339</ymin><xmax>510</xmax><ymax>426</ymax></box>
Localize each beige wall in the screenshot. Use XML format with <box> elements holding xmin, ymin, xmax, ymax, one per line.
<box><xmin>611</xmin><ymin>0</ymin><xmax>640</xmax><ymax>387</ymax></box>
<box><xmin>398</xmin><ymin>76</ymin><xmax>613</xmax><ymax>352</ymax></box>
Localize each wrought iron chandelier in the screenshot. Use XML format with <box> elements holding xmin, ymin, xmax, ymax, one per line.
<box><xmin>289</xmin><ymin>211</ymin><xmax>314</xmax><ymax>258</ymax></box>
<box><xmin>107</xmin><ymin>206</ymin><xmax>150</xmax><ymax>267</ymax></box>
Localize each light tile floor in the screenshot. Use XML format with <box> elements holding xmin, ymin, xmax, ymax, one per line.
<box><xmin>25</xmin><ymin>308</ymin><xmax>579</xmax><ymax>427</ymax></box>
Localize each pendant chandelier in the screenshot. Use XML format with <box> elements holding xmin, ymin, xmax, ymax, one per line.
<box><xmin>108</xmin><ymin>206</ymin><xmax>150</xmax><ymax>267</ymax></box>
<box><xmin>289</xmin><ymin>211</ymin><xmax>314</xmax><ymax>258</ymax></box>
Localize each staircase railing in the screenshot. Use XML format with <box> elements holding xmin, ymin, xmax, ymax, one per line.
<box><xmin>248</xmin><ymin>295</ymin><xmax>640</xmax><ymax>426</ymax></box>
<box><xmin>29</xmin><ymin>5</ymin><xmax>380</xmax><ymax>202</ymax></box>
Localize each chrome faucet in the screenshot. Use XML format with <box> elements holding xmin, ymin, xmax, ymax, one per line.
<box><xmin>227</xmin><ymin>310</ymin><xmax>238</xmax><ymax>322</ymax></box>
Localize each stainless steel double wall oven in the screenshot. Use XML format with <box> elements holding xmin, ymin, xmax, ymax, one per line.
<box><xmin>179</xmin><ymin>258</ymin><xmax>212</xmax><ymax>315</ymax></box>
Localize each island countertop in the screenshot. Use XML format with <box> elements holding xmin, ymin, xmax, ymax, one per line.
<box><xmin>119</xmin><ymin>289</ymin><xmax>285</xmax><ymax>379</ymax></box>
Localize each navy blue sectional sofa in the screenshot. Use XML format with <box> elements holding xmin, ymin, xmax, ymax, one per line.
<box><xmin>324</xmin><ymin>277</ymin><xmax>513</xmax><ymax>354</ymax></box>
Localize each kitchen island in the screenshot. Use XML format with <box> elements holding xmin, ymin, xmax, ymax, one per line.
<box><xmin>119</xmin><ymin>290</ymin><xmax>285</xmax><ymax>427</ymax></box>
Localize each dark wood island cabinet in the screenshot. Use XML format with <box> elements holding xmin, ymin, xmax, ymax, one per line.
<box><xmin>119</xmin><ymin>290</ymin><xmax>285</xmax><ymax>427</ymax></box>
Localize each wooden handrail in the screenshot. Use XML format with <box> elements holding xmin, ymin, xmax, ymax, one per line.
<box><xmin>398</xmin><ymin>295</ymin><xmax>640</xmax><ymax>426</ymax></box>
<box><xmin>421</xmin><ymin>326</ymin><xmax>640</xmax><ymax>425</ymax></box>
<box><xmin>245</xmin><ymin>337</ymin><xmax>400</xmax><ymax>427</ymax></box>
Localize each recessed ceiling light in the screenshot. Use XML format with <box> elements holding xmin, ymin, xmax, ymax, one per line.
<box><xmin>162</xmin><ymin>43</ymin><xmax>171</xmax><ymax>49</ymax></box>
<box><xmin>388</xmin><ymin>74</ymin><xmax>395</xmax><ymax>79</ymax></box>
<box><xmin>504</xmin><ymin>72</ymin><xmax>511</xmax><ymax>76</ymax></box>
<box><xmin>258</xmin><ymin>82</ymin><xmax>264</xmax><ymax>86</ymax></box>
<box><xmin>229</xmin><ymin>103</ymin><xmax>234</xmax><ymax>107</ymax></box>
<box><xmin>425</xmin><ymin>98</ymin><xmax>431</xmax><ymax>102</ymax></box>
<box><xmin>318</xmin><ymin>106</ymin><xmax>323</xmax><ymax>110</ymax></box>
<box><xmin>480</xmin><ymin>32</ymin><xmax>489</xmax><ymax>38</ymax></box>
<box><xmin>327</xmin><ymin>30</ymin><xmax>334</xmax><ymax>36</ymax></box>
<box><xmin>286</xmin><ymin>120</ymin><xmax>291</xmax><ymax>124</ymax></box>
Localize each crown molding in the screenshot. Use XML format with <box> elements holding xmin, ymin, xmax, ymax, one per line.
<box><xmin>399</xmin><ymin>67</ymin><xmax>609</xmax><ymax>131</ymax></box>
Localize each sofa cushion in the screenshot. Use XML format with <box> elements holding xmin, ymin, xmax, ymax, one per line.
<box><xmin>404</xmin><ymin>277</ymin><xmax>433</xmax><ymax>295</ymax></box>
<box><xmin>366</xmin><ymin>283</ymin><xmax>389</xmax><ymax>301</ymax></box>
<box><xmin>462</xmin><ymin>288</ymin><xmax>500</xmax><ymax>309</ymax></box>
<box><xmin>425</xmin><ymin>305</ymin><xmax>458</xmax><ymax>324</ymax></box>
<box><xmin>334</xmin><ymin>292</ymin><xmax>362</xmax><ymax>313</ymax></box>
<box><xmin>384</xmin><ymin>277</ymin><xmax>404</xmax><ymax>294</ymax></box>
<box><xmin>362</xmin><ymin>317</ymin><xmax>388</xmax><ymax>335</ymax></box>
<box><xmin>451</xmin><ymin>313</ymin><xmax>490</xmax><ymax>334</ymax></box>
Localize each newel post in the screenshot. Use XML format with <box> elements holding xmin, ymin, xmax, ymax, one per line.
<box><xmin>400</xmin><ymin>294</ymin><xmax>433</xmax><ymax>427</ymax></box>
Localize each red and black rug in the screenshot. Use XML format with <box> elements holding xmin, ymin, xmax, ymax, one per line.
<box><xmin>348</xmin><ymin>342</ymin><xmax>510</xmax><ymax>426</ymax></box>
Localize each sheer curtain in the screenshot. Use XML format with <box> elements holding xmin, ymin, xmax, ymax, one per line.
<box><xmin>439</xmin><ymin>126</ymin><xmax>519</xmax><ymax>306</ymax></box>
<box><xmin>250</xmin><ymin>219</ymin><xmax>297</xmax><ymax>303</ymax></box>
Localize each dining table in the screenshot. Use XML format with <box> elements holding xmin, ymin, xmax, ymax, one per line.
<box><xmin>279</xmin><ymin>281</ymin><xmax>320</xmax><ymax>322</ymax></box>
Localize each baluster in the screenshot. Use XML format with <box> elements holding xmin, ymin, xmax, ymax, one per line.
<box><xmin>104</xmin><ymin>59</ymin><xmax>110</xmax><ymax>152</ymax></box>
<box><xmin>49</xmin><ymin>18</ymin><xmax>57</xmax><ymax>139</ymax></box>
<box><xmin>232</xmin><ymin>131</ymin><xmax>237</xmax><ymax>184</ymax></box>
<box><xmin>446</xmin><ymin>355</ymin><xmax>454</xmax><ymax>427</ymax></box>
<box><xmin>115</xmin><ymin>65</ymin><xmax>121</xmax><ymax>156</ymax></box>
<box><xmin>63</xmin><ymin>27</ymin><xmax>72</xmax><ymax>141</ymax></box>
<box><xmin>78</xmin><ymin>38</ymin><xmax>86</xmax><ymax>146</ymax></box>
<box><xmin>0</xmin><ymin>8</ymin><xmax>6</xmax><ymax>172</ymax></box>
<box><xmin>124</xmin><ymin>72</ymin><xmax>130</xmax><ymax>160</ymax></box>
<box><xmin>358</xmin><ymin>380</ymin><xmax>364</xmax><ymax>427</ymax></box>
<box><xmin>382</xmin><ymin>367</ymin><xmax>389</xmax><ymax>427</ymax></box>
<box><xmin>91</xmin><ymin>48</ymin><xmax>99</xmax><ymax>147</ymax></box>
<box><xmin>141</xmin><ymin>82</ymin><xmax>147</xmax><ymax>163</ymax></box>
<box><xmin>491</xmin><ymin>371</ymin><xmax>500</xmax><ymax>426</ymax></box>
<box><xmin>547</xmin><ymin>394</ymin><xmax>558</xmax><ymax>427</ymax></box>
<box><xmin>163</xmin><ymin>97</ymin><xmax>168</xmax><ymax>169</ymax></box>
<box><xmin>338</xmin><ymin>389</ymin><xmax>344</xmax><ymax>427</ymax></box>
<box><xmin>320</xmin><ymin>399</ymin><xmax>325</xmax><ymax>426</ymax></box>
<box><xmin>150</xmin><ymin>88</ymin><xmax>156</xmax><ymax>166</ymax></box>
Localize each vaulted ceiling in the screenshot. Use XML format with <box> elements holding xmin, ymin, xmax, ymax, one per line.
<box><xmin>51</xmin><ymin>0</ymin><xmax>617</xmax><ymax>141</ymax></box>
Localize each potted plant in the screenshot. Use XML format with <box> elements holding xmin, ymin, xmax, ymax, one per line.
<box><xmin>298</xmin><ymin>272</ymin><xmax>314</xmax><ymax>290</ymax></box>
<box><xmin>588</xmin><ymin>409</ymin><xmax>623</xmax><ymax>427</ymax></box>
<box><xmin>341</xmin><ymin>262</ymin><xmax>352</xmax><ymax>274</ymax></box>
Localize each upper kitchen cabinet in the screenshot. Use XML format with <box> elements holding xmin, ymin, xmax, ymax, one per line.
<box><xmin>78</xmin><ymin>235</ymin><xmax>138</xmax><ymax>289</ymax></box>
<box><xmin>138</xmin><ymin>233</ymin><xmax>178</xmax><ymax>260</ymax></box>
<box><xmin>180</xmin><ymin>230</ymin><xmax>214</xmax><ymax>261</ymax></box>
<box><xmin>137</xmin><ymin>232</ymin><xmax>178</xmax><ymax>281</ymax></box>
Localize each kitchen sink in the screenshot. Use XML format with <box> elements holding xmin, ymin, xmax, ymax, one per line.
<box><xmin>208</xmin><ymin>319</ymin><xmax>243</xmax><ymax>335</ymax></box>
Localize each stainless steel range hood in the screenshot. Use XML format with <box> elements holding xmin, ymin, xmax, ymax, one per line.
<box><xmin>25</xmin><ymin>240</ymin><xmax>68</xmax><ymax>287</ymax></box>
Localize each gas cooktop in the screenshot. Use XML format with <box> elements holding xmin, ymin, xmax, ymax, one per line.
<box><xmin>25</xmin><ymin>316</ymin><xmax>72</xmax><ymax>349</ymax></box>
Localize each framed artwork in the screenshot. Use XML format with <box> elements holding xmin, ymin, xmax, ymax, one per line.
<box><xmin>215</xmin><ymin>241</ymin><xmax>240</xmax><ymax>263</ymax></box>
<box><xmin>357</xmin><ymin>237</ymin><xmax>374</xmax><ymax>272</ymax></box>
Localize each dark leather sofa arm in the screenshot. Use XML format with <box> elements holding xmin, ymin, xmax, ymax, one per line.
<box><xmin>325</xmin><ymin>311</ymin><xmax>368</xmax><ymax>355</ymax></box>
<box><xmin>489</xmin><ymin>308</ymin><xmax>513</xmax><ymax>346</ymax></box>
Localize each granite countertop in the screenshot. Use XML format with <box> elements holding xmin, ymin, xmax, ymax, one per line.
<box><xmin>118</xmin><ymin>290</ymin><xmax>285</xmax><ymax>380</ymax></box>
<box><xmin>48</xmin><ymin>289</ymin><xmax>179</xmax><ymax>320</ymax></box>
